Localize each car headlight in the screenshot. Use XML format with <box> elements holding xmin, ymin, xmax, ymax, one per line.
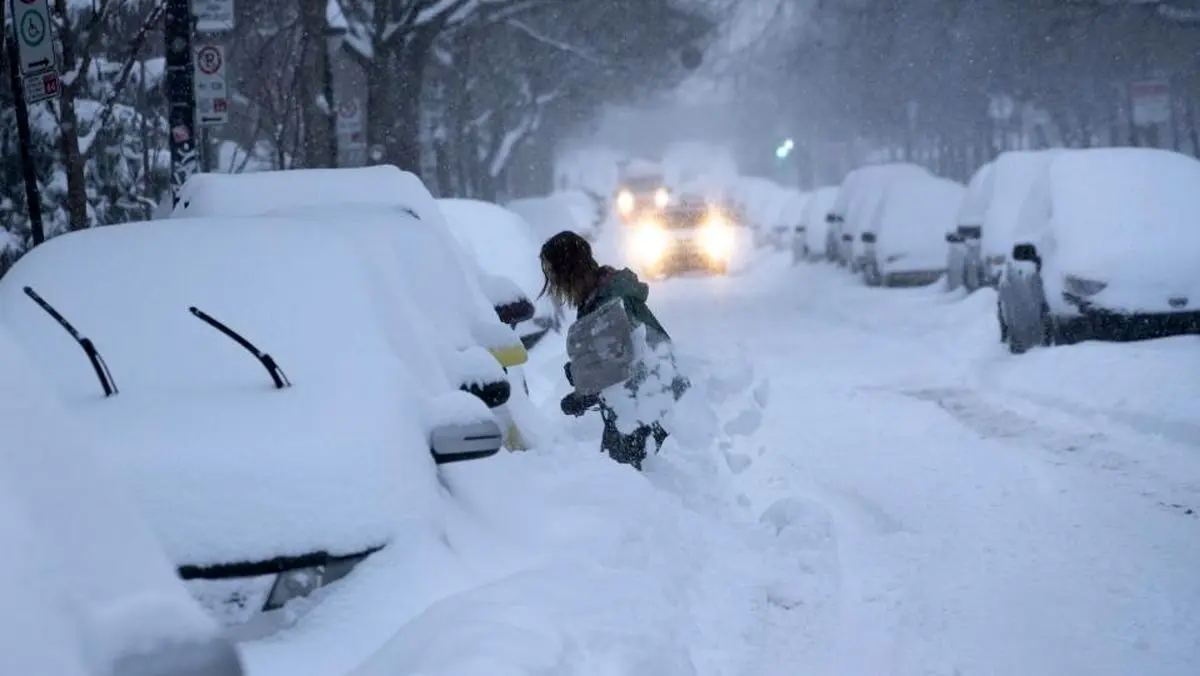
<box><xmin>699</xmin><ymin>218</ymin><xmax>735</xmax><ymax>259</ymax></box>
<box><xmin>632</xmin><ymin>220</ymin><xmax>670</xmax><ymax>262</ymax></box>
<box><xmin>1063</xmin><ymin>274</ymin><xmax>1107</xmax><ymax>297</ymax></box>
<box><xmin>654</xmin><ymin>187</ymin><xmax>670</xmax><ymax>208</ymax></box>
<box><xmin>617</xmin><ymin>190</ymin><xmax>634</xmax><ymax>215</ymax></box>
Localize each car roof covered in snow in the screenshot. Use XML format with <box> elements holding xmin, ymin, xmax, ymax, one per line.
<box><xmin>0</xmin><ymin>325</ymin><xmax>223</xmax><ymax>674</ymax></box>
<box><xmin>0</xmin><ymin>218</ymin><xmax>469</xmax><ymax>568</ymax></box>
<box><xmin>437</xmin><ymin>198</ymin><xmax>547</xmax><ymax>307</ymax></box>
<box><xmin>1014</xmin><ymin>147</ymin><xmax>1200</xmax><ymax>283</ymax></box>
<box><xmin>978</xmin><ymin>149</ymin><xmax>1062</xmax><ymax>258</ymax></box>
<box><xmin>831</xmin><ymin>162</ymin><xmax>932</xmax><ymax>218</ymax></box>
<box><xmin>508</xmin><ymin>192</ymin><xmax>599</xmax><ymax>242</ymax></box>
<box><xmin>873</xmin><ymin>176</ymin><xmax>966</xmax><ymax>261</ymax></box>
<box><xmin>171</xmin><ymin>166</ymin><xmax>522</xmax><ymax>355</ymax></box>
<box><xmin>956</xmin><ymin>161</ymin><xmax>996</xmax><ymax>228</ymax></box>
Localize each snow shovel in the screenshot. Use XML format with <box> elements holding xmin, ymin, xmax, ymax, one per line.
<box><xmin>566</xmin><ymin>298</ymin><xmax>636</xmax><ymax>396</ymax></box>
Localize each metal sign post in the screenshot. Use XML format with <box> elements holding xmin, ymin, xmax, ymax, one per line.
<box><xmin>165</xmin><ymin>0</ymin><xmax>199</xmax><ymax>204</ymax></box>
<box><xmin>6</xmin><ymin>0</ymin><xmax>60</xmax><ymax>246</ymax></box>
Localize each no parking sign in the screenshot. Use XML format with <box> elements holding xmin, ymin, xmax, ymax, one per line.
<box><xmin>193</xmin><ymin>43</ymin><xmax>229</xmax><ymax>126</ymax></box>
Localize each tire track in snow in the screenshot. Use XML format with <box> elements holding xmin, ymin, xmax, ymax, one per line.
<box><xmin>893</xmin><ymin>386</ymin><xmax>1200</xmax><ymax>519</ymax></box>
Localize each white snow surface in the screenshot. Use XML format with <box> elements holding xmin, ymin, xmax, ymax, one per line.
<box><xmin>0</xmin><ymin>324</ymin><xmax>222</xmax><ymax>674</ymax></box>
<box><xmin>830</xmin><ymin>162</ymin><xmax>932</xmax><ymax>219</ymax></box>
<box><xmin>873</xmin><ymin>176</ymin><xmax>967</xmax><ymax>273</ymax></box>
<box><xmin>508</xmin><ymin>192</ymin><xmax>598</xmax><ymax>243</ymax></box>
<box><xmin>0</xmin><ymin>219</ymin><xmax>469</xmax><ymax>568</ymax></box>
<box><xmin>1016</xmin><ymin>148</ymin><xmax>1200</xmax><ymax>287</ymax></box>
<box><xmin>437</xmin><ymin>198</ymin><xmax>544</xmax><ymax>304</ymax></box>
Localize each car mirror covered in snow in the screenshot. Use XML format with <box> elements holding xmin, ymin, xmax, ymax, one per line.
<box><xmin>1011</xmin><ymin>243</ymin><xmax>1039</xmax><ymax>264</ymax></box>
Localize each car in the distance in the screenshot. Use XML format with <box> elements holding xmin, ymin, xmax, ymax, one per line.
<box><xmin>860</xmin><ymin>176</ymin><xmax>966</xmax><ymax>287</ymax></box>
<box><xmin>625</xmin><ymin>196</ymin><xmax>741</xmax><ymax>277</ymax></box>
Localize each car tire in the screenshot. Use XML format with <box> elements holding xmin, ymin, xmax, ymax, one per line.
<box><xmin>998</xmin><ymin>303</ymin><xmax>1008</xmax><ymax>343</ymax></box>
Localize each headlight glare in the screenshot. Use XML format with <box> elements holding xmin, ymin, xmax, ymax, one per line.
<box><xmin>654</xmin><ymin>187</ymin><xmax>670</xmax><ymax>208</ymax></box>
<box><xmin>700</xmin><ymin>219</ymin><xmax>735</xmax><ymax>259</ymax></box>
<box><xmin>617</xmin><ymin>190</ymin><xmax>634</xmax><ymax>215</ymax></box>
<box><xmin>633</xmin><ymin>221</ymin><xmax>669</xmax><ymax>262</ymax></box>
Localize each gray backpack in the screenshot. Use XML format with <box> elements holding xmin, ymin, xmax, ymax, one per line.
<box><xmin>566</xmin><ymin>298</ymin><xmax>637</xmax><ymax>395</ymax></box>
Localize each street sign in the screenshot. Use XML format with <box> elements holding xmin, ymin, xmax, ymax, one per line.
<box><xmin>193</xmin><ymin>43</ymin><xmax>229</xmax><ymax>126</ymax></box>
<box><xmin>336</xmin><ymin>98</ymin><xmax>366</xmax><ymax>149</ymax></box>
<box><xmin>194</xmin><ymin>0</ymin><xmax>235</xmax><ymax>33</ymax></box>
<box><xmin>22</xmin><ymin>69</ymin><xmax>59</xmax><ymax>103</ymax></box>
<box><xmin>11</xmin><ymin>0</ymin><xmax>57</xmax><ymax>75</ymax></box>
<box><xmin>1131</xmin><ymin>79</ymin><xmax>1171</xmax><ymax>126</ymax></box>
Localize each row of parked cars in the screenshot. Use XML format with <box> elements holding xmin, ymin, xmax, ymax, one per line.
<box><xmin>784</xmin><ymin>147</ymin><xmax>1200</xmax><ymax>353</ymax></box>
<box><xmin>0</xmin><ymin>165</ymin><xmax>580</xmax><ymax>669</ymax></box>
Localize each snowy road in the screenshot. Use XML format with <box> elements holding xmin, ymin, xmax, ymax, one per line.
<box><xmin>243</xmin><ymin>251</ymin><xmax>1199</xmax><ymax>676</ymax></box>
<box><xmin>650</xmin><ymin>255</ymin><xmax>1200</xmax><ymax>676</ymax></box>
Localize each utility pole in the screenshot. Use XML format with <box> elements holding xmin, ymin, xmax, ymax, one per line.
<box><xmin>164</xmin><ymin>0</ymin><xmax>199</xmax><ymax>204</ymax></box>
<box><xmin>6</xmin><ymin>0</ymin><xmax>62</xmax><ymax>246</ymax></box>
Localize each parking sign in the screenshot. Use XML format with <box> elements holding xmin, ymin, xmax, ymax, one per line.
<box><xmin>193</xmin><ymin>43</ymin><xmax>229</xmax><ymax>126</ymax></box>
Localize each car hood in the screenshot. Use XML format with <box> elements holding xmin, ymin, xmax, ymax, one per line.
<box><xmin>72</xmin><ymin>372</ymin><xmax>444</xmax><ymax>570</ymax></box>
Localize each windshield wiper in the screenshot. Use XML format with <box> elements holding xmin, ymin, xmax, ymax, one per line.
<box><xmin>189</xmin><ymin>307</ymin><xmax>291</xmax><ymax>389</ymax></box>
<box><xmin>23</xmin><ymin>286</ymin><xmax>118</xmax><ymax>397</ymax></box>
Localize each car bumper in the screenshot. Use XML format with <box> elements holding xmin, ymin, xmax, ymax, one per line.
<box><xmin>1078</xmin><ymin>305</ymin><xmax>1200</xmax><ymax>342</ymax></box>
<box><xmin>648</xmin><ymin>243</ymin><xmax>728</xmax><ymax>274</ymax></box>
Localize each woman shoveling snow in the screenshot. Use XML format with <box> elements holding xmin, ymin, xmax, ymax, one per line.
<box><xmin>539</xmin><ymin>231</ymin><xmax>689</xmax><ymax>470</ymax></box>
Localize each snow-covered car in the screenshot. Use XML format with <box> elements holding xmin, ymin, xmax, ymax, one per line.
<box><xmin>437</xmin><ymin>198</ymin><xmax>562</xmax><ymax>350</ymax></box>
<box><xmin>793</xmin><ymin>185</ymin><xmax>838</xmax><ymax>263</ymax></box>
<box><xmin>769</xmin><ymin>189</ymin><xmax>809</xmax><ymax>252</ymax></box>
<box><xmin>0</xmin><ymin>324</ymin><xmax>244</xmax><ymax>676</ymax></box>
<box><xmin>860</xmin><ymin>176</ymin><xmax>966</xmax><ymax>287</ymax></box>
<box><xmin>828</xmin><ymin>163</ymin><xmax>933</xmax><ymax>267</ymax></box>
<box><xmin>949</xmin><ymin>161</ymin><xmax>995</xmax><ymax>291</ymax></box>
<box><xmin>975</xmin><ymin>150</ymin><xmax>1062</xmax><ymax>290</ymax></box>
<box><xmin>730</xmin><ymin>176</ymin><xmax>793</xmax><ymax>248</ymax></box>
<box><xmin>625</xmin><ymin>195</ymin><xmax>742</xmax><ymax>277</ymax></box>
<box><xmin>998</xmin><ymin>148</ymin><xmax>1200</xmax><ymax>353</ymax></box>
<box><xmin>170</xmin><ymin>165</ymin><xmax>530</xmax><ymax>367</ymax></box>
<box><xmin>0</xmin><ymin>218</ymin><xmax>506</xmax><ymax>625</ymax></box>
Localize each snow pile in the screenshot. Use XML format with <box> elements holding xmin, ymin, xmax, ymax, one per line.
<box><xmin>0</xmin><ymin>218</ymin><xmax>456</xmax><ymax>570</ymax></box>
<box><xmin>873</xmin><ymin>177</ymin><xmax>966</xmax><ymax>273</ymax></box>
<box><xmin>1019</xmin><ymin>148</ymin><xmax>1200</xmax><ymax>285</ymax></box>
<box><xmin>236</xmin><ymin>336</ymin><xmax>775</xmax><ymax>675</ymax></box>
<box><xmin>0</xmin><ymin>324</ymin><xmax>224</xmax><ymax>674</ymax></box>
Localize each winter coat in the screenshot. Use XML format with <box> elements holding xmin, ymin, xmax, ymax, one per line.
<box><xmin>578</xmin><ymin>266</ymin><xmax>669</xmax><ymax>340</ymax></box>
<box><xmin>575</xmin><ymin>267</ymin><xmax>688</xmax><ymax>430</ymax></box>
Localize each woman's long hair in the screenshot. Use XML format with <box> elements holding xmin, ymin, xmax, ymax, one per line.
<box><xmin>539</xmin><ymin>231</ymin><xmax>600</xmax><ymax>309</ymax></box>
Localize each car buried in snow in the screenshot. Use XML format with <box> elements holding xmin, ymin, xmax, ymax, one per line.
<box><xmin>859</xmin><ymin>176</ymin><xmax>966</xmax><ymax>288</ymax></box>
<box><xmin>0</xmin><ymin>218</ymin><xmax>506</xmax><ymax>628</ymax></box>
<box><xmin>614</xmin><ymin>170</ymin><xmax>672</xmax><ymax>225</ymax></box>
<box><xmin>0</xmin><ymin>323</ymin><xmax>244</xmax><ymax>676</ymax></box>
<box><xmin>625</xmin><ymin>195</ymin><xmax>742</xmax><ymax>278</ymax></box>
<box><xmin>998</xmin><ymin>147</ymin><xmax>1200</xmax><ymax>353</ymax></box>
<box><xmin>828</xmin><ymin>162</ymin><xmax>934</xmax><ymax>268</ymax></box>
<box><xmin>169</xmin><ymin>165</ymin><xmax>537</xmax><ymax>449</ymax></box>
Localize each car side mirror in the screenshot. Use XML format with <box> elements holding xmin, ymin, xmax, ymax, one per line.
<box><xmin>945</xmin><ymin>232</ymin><xmax>963</xmax><ymax>244</ymax></box>
<box><xmin>461</xmin><ymin>379</ymin><xmax>511</xmax><ymax>408</ymax></box>
<box><xmin>1011</xmin><ymin>243</ymin><xmax>1039</xmax><ymax>264</ymax></box>
<box><xmin>861</xmin><ymin>232</ymin><xmax>876</xmax><ymax>244</ymax></box>
<box><xmin>430</xmin><ymin>418</ymin><xmax>504</xmax><ymax>465</ymax></box>
<box><xmin>494</xmin><ymin>297</ymin><xmax>535</xmax><ymax>326</ymax></box>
